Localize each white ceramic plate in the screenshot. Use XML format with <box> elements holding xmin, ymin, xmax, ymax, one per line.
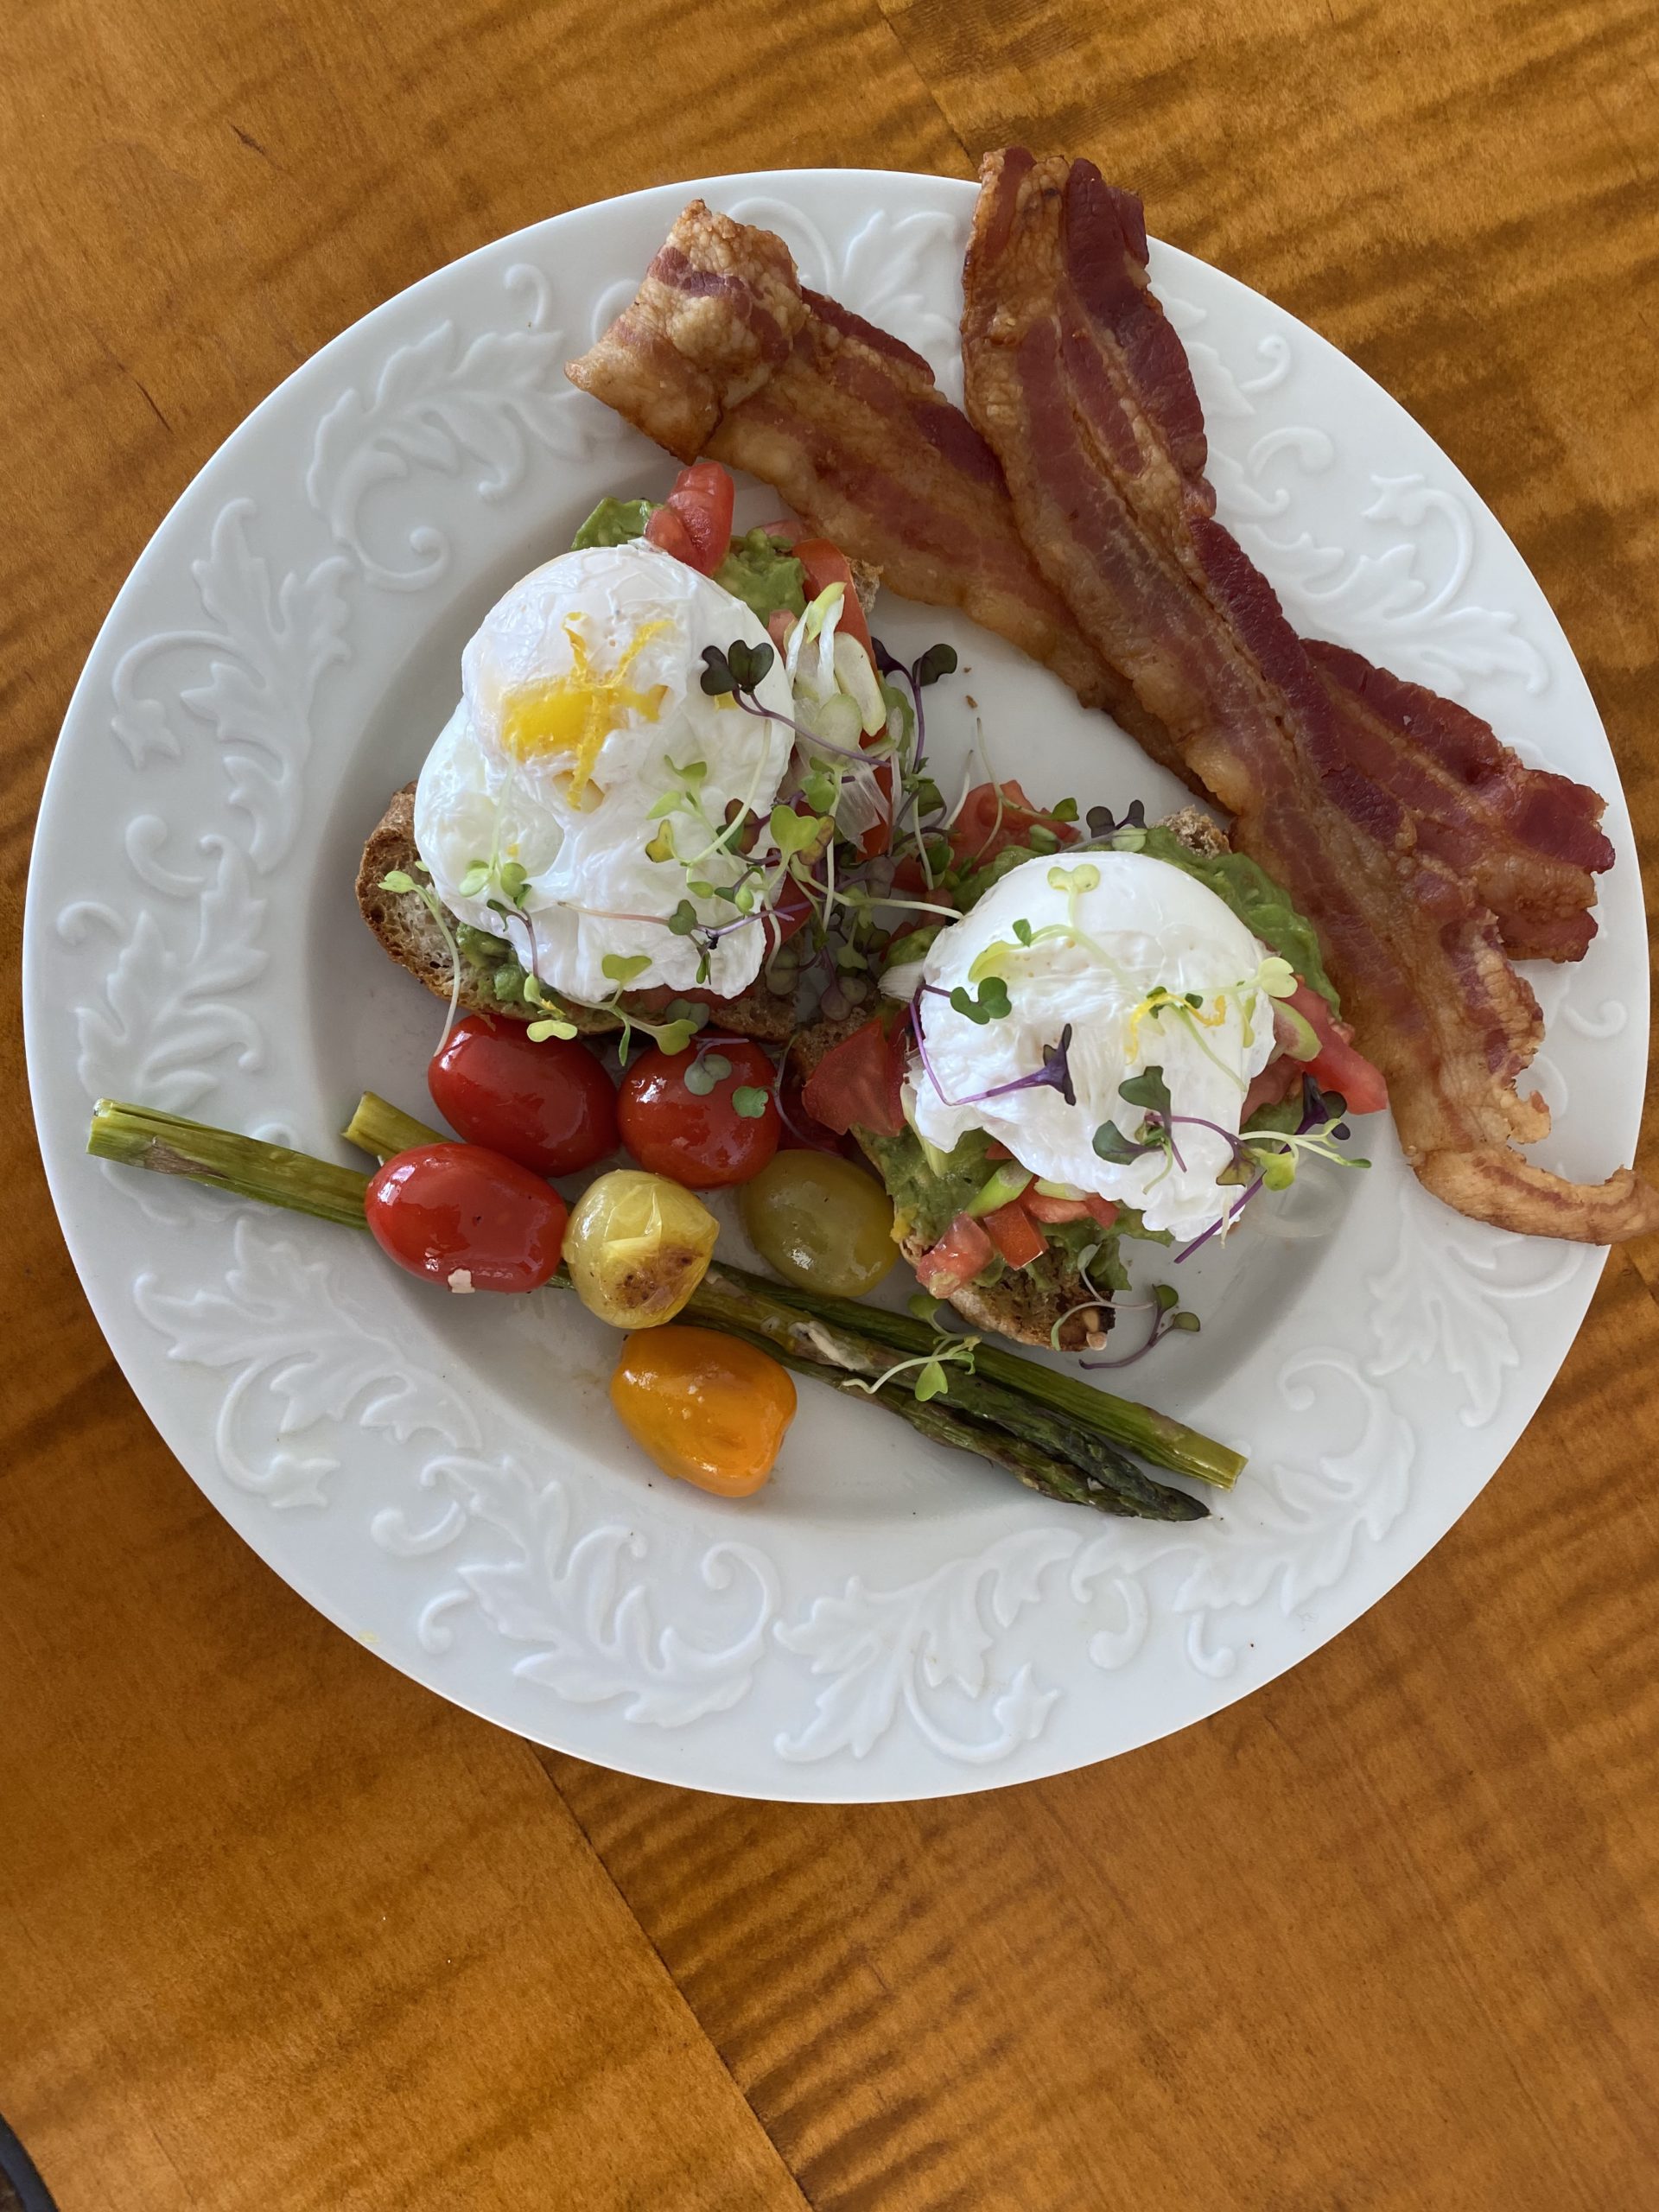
<box><xmin>25</xmin><ymin>171</ymin><xmax>1645</xmax><ymax>1802</ymax></box>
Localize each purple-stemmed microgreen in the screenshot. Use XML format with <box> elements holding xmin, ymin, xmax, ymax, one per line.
<box><xmin>910</xmin><ymin>987</ymin><xmax>1078</xmax><ymax>1111</ymax></box>
<box><xmin>1169</xmin><ymin>1074</ymin><xmax>1370</xmax><ymax>1262</ymax></box>
<box><xmin>1080</xmin><ymin>1283</ymin><xmax>1201</xmax><ymax>1369</ymax></box>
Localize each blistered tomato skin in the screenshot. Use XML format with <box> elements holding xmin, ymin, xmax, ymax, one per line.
<box><xmin>609</xmin><ymin>1326</ymin><xmax>797</xmax><ymax>1497</ymax></box>
<box><xmin>740</xmin><ymin>1153</ymin><xmax>897</xmax><ymax>1296</ymax></box>
<box><xmin>428</xmin><ymin>1017</ymin><xmax>618</xmax><ymax>1177</ymax></box>
<box><xmin>563</xmin><ymin>1169</ymin><xmax>720</xmax><ymax>1328</ymax></box>
<box><xmin>365</xmin><ymin>1143</ymin><xmax>567</xmax><ymax>1293</ymax></box>
<box><xmin>618</xmin><ymin>1041</ymin><xmax>781</xmax><ymax>1189</ymax></box>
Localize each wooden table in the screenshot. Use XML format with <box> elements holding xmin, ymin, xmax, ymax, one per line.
<box><xmin>5</xmin><ymin>3</ymin><xmax>1659</xmax><ymax>2205</ymax></box>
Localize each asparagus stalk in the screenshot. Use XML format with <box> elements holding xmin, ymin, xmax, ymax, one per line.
<box><xmin>692</xmin><ymin>1269</ymin><xmax>1202</xmax><ymax>1520</ymax></box>
<box><xmin>342</xmin><ymin>1092</ymin><xmax>443</xmax><ymax>1159</ymax></box>
<box><xmin>88</xmin><ymin>1101</ymin><xmax>371</xmax><ymax>1228</ymax></box>
<box><xmin>333</xmin><ymin>1091</ymin><xmax>1241</xmax><ymax>1487</ymax></box>
<box><xmin>710</xmin><ymin>1323</ymin><xmax>1203</xmax><ymax>1522</ymax></box>
<box><xmin>705</xmin><ymin>1268</ymin><xmax>1243</xmax><ymax>1490</ymax></box>
<box><xmin>90</xmin><ymin>1099</ymin><xmax>1230</xmax><ymax>1516</ymax></box>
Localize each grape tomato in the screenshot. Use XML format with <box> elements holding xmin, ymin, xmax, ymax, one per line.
<box><xmin>618</xmin><ymin>1039</ymin><xmax>780</xmax><ymax>1189</ymax></box>
<box><xmin>365</xmin><ymin>1143</ymin><xmax>567</xmax><ymax>1294</ymax></box>
<box><xmin>428</xmin><ymin>1016</ymin><xmax>618</xmax><ymax>1177</ymax></box>
<box><xmin>739</xmin><ymin>1153</ymin><xmax>896</xmax><ymax>1297</ymax></box>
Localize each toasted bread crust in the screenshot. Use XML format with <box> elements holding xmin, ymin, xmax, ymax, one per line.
<box><xmin>356</xmin><ymin>784</ymin><xmax>798</xmax><ymax>1046</ymax></box>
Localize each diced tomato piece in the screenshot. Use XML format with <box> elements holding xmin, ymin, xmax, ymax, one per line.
<box><xmin>645</xmin><ymin>461</ymin><xmax>735</xmax><ymax>575</ymax></box>
<box><xmin>800</xmin><ymin>1016</ymin><xmax>907</xmax><ymax>1139</ymax></box>
<box><xmin>914</xmin><ymin>1212</ymin><xmax>995</xmax><ymax>1295</ymax></box>
<box><xmin>984</xmin><ymin>1140</ymin><xmax>1013</xmax><ymax>1161</ymax></box>
<box><xmin>1022</xmin><ymin>1191</ymin><xmax>1094</xmax><ymax>1224</ymax></box>
<box><xmin>980</xmin><ymin>1198</ymin><xmax>1049</xmax><ymax>1270</ymax></box>
<box><xmin>948</xmin><ymin>781</ymin><xmax>1080</xmax><ymax>870</ymax></box>
<box><xmin>1020</xmin><ymin>1191</ymin><xmax>1116</xmax><ymax>1229</ymax></box>
<box><xmin>1287</xmin><ymin>982</ymin><xmax>1389</xmax><ymax>1116</ymax></box>
<box><xmin>776</xmin><ymin>1074</ymin><xmax>855</xmax><ymax>1158</ymax></box>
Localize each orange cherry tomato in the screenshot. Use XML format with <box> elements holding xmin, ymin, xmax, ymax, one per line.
<box><xmin>609</xmin><ymin>1325</ymin><xmax>797</xmax><ymax>1497</ymax></box>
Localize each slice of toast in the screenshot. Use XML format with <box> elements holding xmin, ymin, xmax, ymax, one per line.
<box><xmin>356</xmin><ymin>783</ymin><xmax>798</xmax><ymax>1046</ymax></box>
<box><xmin>785</xmin><ymin>806</ymin><xmax>1234</xmax><ymax>1349</ymax></box>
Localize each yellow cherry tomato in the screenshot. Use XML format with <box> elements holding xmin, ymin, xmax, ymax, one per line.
<box><xmin>738</xmin><ymin>1151</ymin><xmax>896</xmax><ymax>1296</ymax></box>
<box><xmin>563</xmin><ymin>1168</ymin><xmax>719</xmax><ymax>1328</ymax></box>
<box><xmin>609</xmin><ymin>1325</ymin><xmax>797</xmax><ymax>1497</ymax></box>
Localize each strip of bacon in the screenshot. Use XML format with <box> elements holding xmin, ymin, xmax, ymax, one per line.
<box><xmin>961</xmin><ymin>149</ymin><xmax>1657</xmax><ymax>1244</ymax></box>
<box><xmin>564</xmin><ymin>199</ymin><xmax>1198</xmax><ymax>787</ymax></box>
<box><xmin>1307</xmin><ymin>642</ymin><xmax>1613</xmax><ymax>961</ymax></box>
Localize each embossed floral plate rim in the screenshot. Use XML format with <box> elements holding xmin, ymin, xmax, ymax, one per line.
<box><xmin>24</xmin><ymin>170</ymin><xmax>1645</xmax><ymax>1802</ymax></box>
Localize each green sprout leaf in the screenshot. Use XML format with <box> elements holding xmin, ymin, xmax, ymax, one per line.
<box><xmin>914</xmin><ymin>642</ymin><xmax>958</xmax><ymax>689</ymax></box>
<box><xmin>526</xmin><ymin>1017</ymin><xmax>578</xmax><ymax>1042</ymax></box>
<box><xmin>458</xmin><ymin>861</ymin><xmax>492</xmax><ymax>899</ymax></box>
<box><xmin>1051</xmin><ymin>796</ymin><xmax>1079</xmax><ymax>823</ymax></box>
<box><xmin>379</xmin><ymin>870</ymin><xmax>416</xmax><ymax>894</ymax></box>
<box><xmin>949</xmin><ymin>976</ymin><xmax>1013</xmax><ymax>1026</ymax></box>
<box><xmin>731</xmin><ymin>1086</ymin><xmax>772</xmax><ymax>1120</ymax></box>
<box><xmin>769</xmin><ymin>804</ymin><xmax>833</xmax><ymax>863</ymax></box>
<box><xmin>1011</xmin><ymin>917</ymin><xmax>1034</xmax><ymax>947</ymax></box>
<box><xmin>666</xmin><ymin>899</ymin><xmax>700</xmax><ymax>938</ymax></box>
<box><xmin>802</xmin><ymin>767</ymin><xmax>840</xmax><ymax>814</ymax></box>
<box><xmin>601</xmin><ymin>952</ymin><xmax>652</xmax><ymax>988</ymax></box>
<box><xmin>1119</xmin><ymin>1065</ymin><xmax>1173</xmax><ymax>1121</ymax></box>
<box><xmin>645</xmin><ymin>824</ymin><xmax>677</xmax><ymax>864</ymax></box>
<box><xmin>497</xmin><ymin>861</ymin><xmax>531</xmax><ymax>908</ymax></box>
<box><xmin>906</xmin><ymin>1293</ymin><xmax>943</xmax><ymax>1324</ymax></box>
<box><xmin>683</xmin><ymin>1058</ymin><xmax>718</xmax><ymax>1096</ymax></box>
<box><xmin>1092</xmin><ymin>1120</ymin><xmax>1146</xmax><ymax>1166</ymax></box>
<box><xmin>656</xmin><ymin>1019</ymin><xmax>698</xmax><ymax>1056</ymax></box>
<box><xmin>913</xmin><ymin>1357</ymin><xmax>950</xmax><ymax>1402</ymax></box>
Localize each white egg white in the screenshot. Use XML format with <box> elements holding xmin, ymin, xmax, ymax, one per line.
<box><xmin>901</xmin><ymin>851</ymin><xmax>1278</xmax><ymax>1238</ymax></box>
<box><xmin>415</xmin><ymin>543</ymin><xmax>797</xmax><ymax>1007</ymax></box>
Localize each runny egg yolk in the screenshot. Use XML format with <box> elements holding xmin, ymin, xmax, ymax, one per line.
<box><xmin>499</xmin><ymin>616</ymin><xmax>671</xmax><ymax>799</ymax></box>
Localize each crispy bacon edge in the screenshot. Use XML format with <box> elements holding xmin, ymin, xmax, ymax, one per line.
<box><xmin>564</xmin><ymin>198</ymin><xmax>1198</xmax><ymax>787</ymax></box>
<box><xmin>960</xmin><ymin>148</ymin><xmax>1657</xmax><ymax>1245</ymax></box>
<box><xmin>1307</xmin><ymin>643</ymin><xmax>1613</xmax><ymax>962</ymax></box>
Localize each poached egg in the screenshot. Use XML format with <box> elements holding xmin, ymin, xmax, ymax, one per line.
<box><xmin>899</xmin><ymin>851</ymin><xmax>1279</xmax><ymax>1239</ymax></box>
<box><xmin>415</xmin><ymin>543</ymin><xmax>796</xmax><ymax>1007</ymax></box>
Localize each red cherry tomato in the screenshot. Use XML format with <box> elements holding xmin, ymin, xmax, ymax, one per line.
<box><xmin>948</xmin><ymin>781</ymin><xmax>1080</xmax><ymax>870</ymax></box>
<box><xmin>618</xmin><ymin>1040</ymin><xmax>781</xmax><ymax>1189</ymax></box>
<box><xmin>428</xmin><ymin>1015</ymin><xmax>618</xmax><ymax>1177</ymax></box>
<box><xmin>645</xmin><ymin>461</ymin><xmax>735</xmax><ymax>575</ymax></box>
<box><xmin>365</xmin><ymin>1144</ymin><xmax>568</xmax><ymax>1294</ymax></box>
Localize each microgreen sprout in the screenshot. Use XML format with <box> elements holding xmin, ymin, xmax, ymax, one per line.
<box><xmin>380</xmin><ymin>869</ymin><xmax>467</xmax><ymax>1052</ymax></box>
<box><xmin>1080</xmin><ymin>1283</ymin><xmax>1201</xmax><ymax>1370</ymax></box>
<box><xmin>849</xmin><ymin>1322</ymin><xmax>980</xmax><ymax>1406</ymax></box>
<box><xmin>948</xmin><ymin>976</ymin><xmax>1012</xmax><ymax>1026</ymax></box>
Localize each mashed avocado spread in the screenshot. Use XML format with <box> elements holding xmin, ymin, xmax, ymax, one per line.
<box><xmin>569</xmin><ymin>499</ymin><xmax>807</xmax><ymax>627</ymax></box>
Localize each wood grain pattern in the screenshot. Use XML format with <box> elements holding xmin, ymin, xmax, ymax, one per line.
<box><xmin>3</xmin><ymin>1</ymin><xmax>1658</xmax><ymax>2206</ymax></box>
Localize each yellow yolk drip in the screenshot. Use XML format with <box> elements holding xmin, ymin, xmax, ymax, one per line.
<box><xmin>499</xmin><ymin>617</ymin><xmax>671</xmax><ymax>798</ymax></box>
